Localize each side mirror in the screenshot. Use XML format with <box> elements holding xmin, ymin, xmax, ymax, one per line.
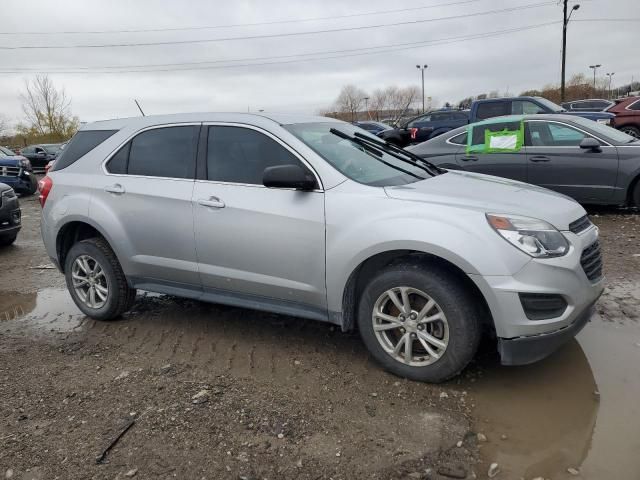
<box><xmin>263</xmin><ymin>164</ymin><xmax>316</xmax><ymax>191</ymax></box>
<box><xmin>579</xmin><ymin>137</ymin><xmax>601</xmax><ymax>151</ymax></box>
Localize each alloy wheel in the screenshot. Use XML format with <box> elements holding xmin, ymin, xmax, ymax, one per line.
<box><xmin>372</xmin><ymin>286</ymin><xmax>449</xmax><ymax>366</ymax></box>
<box><xmin>71</xmin><ymin>254</ymin><xmax>109</xmax><ymax>309</ymax></box>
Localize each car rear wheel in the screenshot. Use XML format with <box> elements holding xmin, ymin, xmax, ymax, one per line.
<box><xmin>64</xmin><ymin>237</ymin><xmax>136</xmax><ymax>320</ymax></box>
<box><xmin>357</xmin><ymin>261</ymin><xmax>482</xmax><ymax>382</ymax></box>
<box><xmin>620</xmin><ymin>126</ymin><xmax>640</xmax><ymax>138</ymax></box>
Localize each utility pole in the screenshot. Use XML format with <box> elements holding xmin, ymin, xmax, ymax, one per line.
<box><xmin>363</xmin><ymin>97</ymin><xmax>370</xmax><ymax>120</ymax></box>
<box><xmin>589</xmin><ymin>64</ymin><xmax>601</xmax><ymax>97</ymax></box>
<box><xmin>416</xmin><ymin>65</ymin><xmax>428</xmax><ymax>113</ymax></box>
<box><xmin>561</xmin><ymin>1</ymin><xmax>580</xmax><ymax>102</ymax></box>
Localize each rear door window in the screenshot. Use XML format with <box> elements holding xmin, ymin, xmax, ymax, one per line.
<box><xmin>512</xmin><ymin>100</ymin><xmax>546</xmax><ymax>115</ymax></box>
<box><xmin>475</xmin><ymin>101</ymin><xmax>510</xmax><ymax>120</ymax></box>
<box><xmin>52</xmin><ymin>130</ymin><xmax>118</xmax><ymax>171</ymax></box>
<box><xmin>526</xmin><ymin>121</ymin><xmax>591</xmax><ymax>147</ymax></box>
<box><xmin>105</xmin><ymin>126</ymin><xmax>198</xmax><ymax>179</ymax></box>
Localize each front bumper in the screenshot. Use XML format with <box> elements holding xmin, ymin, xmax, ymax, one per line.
<box><xmin>497</xmin><ymin>302</ymin><xmax>594</xmax><ymax>365</ymax></box>
<box><xmin>469</xmin><ymin>224</ymin><xmax>604</xmax><ymax>364</ymax></box>
<box><xmin>0</xmin><ymin>206</ymin><xmax>21</xmax><ymax>239</ymax></box>
<box><xmin>0</xmin><ymin>170</ymin><xmax>36</xmax><ymax>192</ymax></box>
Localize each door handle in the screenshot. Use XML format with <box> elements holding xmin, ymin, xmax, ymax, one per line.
<box><xmin>104</xmin><ymin>183</ymin><xmax>125</xmax><ymax>194</ymax></box>
<box><xmin>198</xmin><ymin>197</ymin><xmax>225</xmax><ymax>208</ymax></box>
<box><xmin>530</xmin><ymin>156</ymin><xmax>550</xmax><ymax>162</ymax></box>
<box><xmin>460</xmin><ymin>156</ymin><xmax>478</xmax><ymax>162</ymax></box>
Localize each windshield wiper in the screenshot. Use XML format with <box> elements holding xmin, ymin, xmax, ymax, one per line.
<box><xmin>329</xmin><ymin>128</ymin><xmax>426</xmax><ymax>180</ymax></box>
<box><xmin>352</xmin><ymin>132</ymin><xmax>445</xmax><ymax>175</ymax></box>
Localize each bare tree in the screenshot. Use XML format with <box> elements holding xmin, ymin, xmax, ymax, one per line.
<box><xmin>19</xmin><ymin>74</ymin><xmax>79</xmax><ymax>141</ymax></box>
<box><xmin>335</xmin><ymin>85</ymin><xmax>368</xmax><ymax>122</ymax></box>
<box><xmin>0</xmin><ymin>115</ymin><xmax>8</xmax><ymax>138</ymax></box>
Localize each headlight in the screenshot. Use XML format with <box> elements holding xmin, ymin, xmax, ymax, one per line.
<box><xmin>486</xmin><ymin>213</ymin><xmax>569</xmax><ymax>258</ymax></box>
<box><xmin>19</xmin><ymin>159</ymin><xmax>31</xmax><ymax>169</ymax></box>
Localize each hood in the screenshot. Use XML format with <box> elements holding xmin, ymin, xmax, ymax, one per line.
<box><xmin>562</xmin><ymin>111</ymin><xmax>614</xmax><ymax>119</ymax></box>
<box><xmin>0</xmin><ymin>155</ymin><xmax>26</xmax><ymax>166</ymax></box>
<box><xmin>384</xmin><ymin>171</ymin><xmax>585</xmax><ymax>231</ymax></box>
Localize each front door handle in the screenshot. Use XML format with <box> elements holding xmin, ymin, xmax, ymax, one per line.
<box><xmin>460</xmin><ymin>156</ymin><xmax>478</xmax><ymax>162</ymax></box>
<box><xmin>530</xmin><ymin>156</ymin><xmax>550</xmax><ymax>162</ymax></box>
<box><xmin>104</xmin><ymin>184</ymin><xmax>125</xmax><ymax>194</ymax></box>
<box><xmin>198</xmin><ymin>197</ymin><xmax>225</xmax><ymax>208</ymax></box>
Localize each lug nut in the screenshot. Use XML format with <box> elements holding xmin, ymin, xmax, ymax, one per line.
<box><xmin>399</xmin><ymin>315</ymin><xmax>405</xmax><ymax>321</ymax></box>
<box><xmin>410</xmin><ymin>333</ymin><xmax>417</xmax><ymax>338</ymax></box>
<box><xmin>417</xmin><ymin>324</ymin><xmax>424</xmax><ymax>331</ymax></box>
<box><xmin>410</xmin><ymin>313</ymin><xmax>417</xmax><ymax>320</ymax></box>
<box><xmin>400</xmin><ymin>328</ymin><xmax>405</xmax><ymax>334</ymax></box>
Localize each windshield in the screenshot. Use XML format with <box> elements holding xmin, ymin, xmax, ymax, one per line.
<box><xmin>569</xmin><ymin>116</ymin><xmax>637</xmax><ymax>144</ymax></box>
<box><xmin>285</xmin><ymin>122</ymin><xmax>431</xmax><ymax>186</ymax></box>
<box><xmin>41</xmin><ymin>144</ymin><xmax>62</xmax><ymax>153</ymax></box>
<box><xmin>535</xmin><ymin>97</ymin><xmax>565</xmax><ymax>112</ymax></box>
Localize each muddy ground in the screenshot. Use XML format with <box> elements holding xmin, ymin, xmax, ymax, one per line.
<box><xmin>1</xmin><ymin>195</ymin><xmax>639</xmax><ymax>480</ymax></box>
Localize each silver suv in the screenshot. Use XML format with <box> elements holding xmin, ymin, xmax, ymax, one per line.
<box><xmin>40</xmin><ymin>113</ymin><xmax>604</xmax><ymax>382</ymax></box>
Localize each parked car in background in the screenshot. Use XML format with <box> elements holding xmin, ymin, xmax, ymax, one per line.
<box><xmin>353</xmin><ymin>121</ymin><xmax>393</xmax><ymax>135</ymax></box>
<box><xmin>469</xmin><ymin>96</ymin><xmax>615</xmax><ymax>125</ymax></box>
<box><xmin>407</xmin><ymin>114</ymin><xmax>640</xmax><ymax>207</ymax></box>
<box><xmin>606</xmin><ymin>96</ymin><xmax>640</xmax><ymax>138</ymax></box>
<box><xmin>561</xmin><ymin>99</ymin><xmax>614</xmax><ymax>112</ymax></box>
<box><xmin>0</xmin><ymin>146</ymin><xmax>38</xmax><ymax>195</ymax></box>
<box><xmin>40</xmin><ymin>112</ymin><xmax>602</xmax><ymax>382</ymax></box>
<box><xmin>0</xmin><ymin>183</ymin><xmax>21</xmax><ymax>246</ymax></box>
<box><xmin>379</xmin><ymin>110</ymin><xmax>470</xmax><ymax>147</ymax></box>
<box><xmin>20</xmin><ymin>143</ymin><xmax>63</xmax><ymax>173</ymax></box>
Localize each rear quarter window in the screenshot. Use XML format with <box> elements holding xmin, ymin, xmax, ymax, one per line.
<box><xmin>52</xmin><ymin>130</ymin><xmax>118</xmax><ymax>171</ymax></box>
<box><xmin>475</xmin><ymin>101</ymin><xmax>510</xmax><ymax>120</ymax></box>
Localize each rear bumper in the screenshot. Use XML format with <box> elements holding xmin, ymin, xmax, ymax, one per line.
<box><xmin>497</xmin><ymin>302</ymin><xmax>594</xmax><ymax>365</ymax></box>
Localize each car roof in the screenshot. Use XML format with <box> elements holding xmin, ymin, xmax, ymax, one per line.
<box><xmin>80</xmin><ymin>112</ymin><xmax>341</xmax><ymax>131</ymax></box>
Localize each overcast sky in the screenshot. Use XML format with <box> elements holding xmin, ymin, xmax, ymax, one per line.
<box><xmin>1</xmin><ymin>0</ymin><xmax>638</xmax><ymax>125</ymax></box>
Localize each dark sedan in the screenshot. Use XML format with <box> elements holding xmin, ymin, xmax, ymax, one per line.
<box><xmin>406</xmin><ymin>114</ymin><xmax>640</xmax><ymax>207</ymax></box>
<box><xmin>353</xmin><ymin>121</ymin><xmax>393</xmax><ymax>135</ymax></box>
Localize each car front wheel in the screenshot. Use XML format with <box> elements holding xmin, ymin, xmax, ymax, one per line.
<box><xmin>64</xmin><ymin>237</ymin><xmax>136</xmax><ymax>320</ymax></box>
<box><xmin>357</xmin><ymin>261</ymin><xmax>482</xmax><ymax>382</ymax></box>
<box><xmin>620</xmin><ymin>126</ymin><xmax>640</xmax><ymax>138</ymax></box>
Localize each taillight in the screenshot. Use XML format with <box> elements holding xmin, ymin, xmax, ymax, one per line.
<box><xmin>38</xmin><ymin>176</ymin><xmax>53</xmax><ymax>207</ymax></box>
<box><xmin>409</xmin><ymin>128</ymin><xmax>418</xmax><ymax>140</ymax></box>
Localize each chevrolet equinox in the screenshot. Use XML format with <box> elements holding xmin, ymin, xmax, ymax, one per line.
<box><xmin>39</xmin><ymin>113</ymin><xmax>604</xmax><ymax>382</ymax></box>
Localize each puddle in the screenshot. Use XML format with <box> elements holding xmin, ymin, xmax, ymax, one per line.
<box><xmin>0</xmin><ymin>288</ymin><xmax>84</xmax><ymax>334</ymax></box>
<box><xmin>468</xmin><ymin>282</ymin><xmax>640</xmax><ymax>479</ymax></box>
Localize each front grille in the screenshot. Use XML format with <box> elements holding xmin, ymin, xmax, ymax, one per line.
<box><xmin>569</xmin><ymin>215</ymin><xmax>593</xmax><ymax>234</ymax></box>
<box><xmin>0</xmin><ymin>166</ymin><xmax>20</xmax><ymax>177</ymax></box>
<box><xmin>581</xmin><ymin>241</ymin><xmax>603</xmax><ymax>282</ymax></box>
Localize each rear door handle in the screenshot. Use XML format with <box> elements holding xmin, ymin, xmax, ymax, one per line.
<box><xmin>198</xmin><ymin>197</ymin><xmax>225</xmax><ymax>209</ymax></box>
<box><xmin>530</xmin><ymin>156</ymin><xmax>550</xmax><ymax>162</ymax></box>
<box><xmin>460</xmin><ymin>156</ymin><xmax>478</xmax><ymax>162</ymax></box>
<box><xmin>104</xmin><ymin>184</ymin><xmax>125</xmax><ymax>194</ymax></box>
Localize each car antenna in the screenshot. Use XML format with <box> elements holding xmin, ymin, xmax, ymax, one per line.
<box><xmin>134</xmin><ymin>99</ymin><xmax>146</xmax><ymax>117</ymax></box>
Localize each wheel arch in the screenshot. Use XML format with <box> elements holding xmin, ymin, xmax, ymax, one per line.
<box><xmin>338</xmin><ymin>249</ymin><xmax>493</xmax><ymax>334</ymax></box>
<box><xmin>56</xmin><ymin>218</ymin><xmax>121</xmax><ymax>274</ymax></box>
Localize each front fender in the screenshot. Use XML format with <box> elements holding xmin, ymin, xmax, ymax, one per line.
<box><xmin>324</xmin><ymin>186</ymin><xmax>531</xmax><ymax>313</ymax></box>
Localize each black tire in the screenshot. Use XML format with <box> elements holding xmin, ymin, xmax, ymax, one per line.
<box><xmin>620</xmin><ymin>126</ymin><xmax>640</xmax><ymax>139</ymax></box>
<box><xmin>357</xmin><ymin>261</ymin><xmax>482</xmax><ymax>383</ymax></box>
<box><xmin>64</xmin><ymin>237</ymin><xmax>136</xmax><ymax>320</ymax></box>
<box><xmin>25</xmin><ymin>175</ymin><xmax>38</xmax><ymax>195</ymax></box>
<box><xmin>0</xmin><ymin>234</ymin><xmax>17</xmax><ymax>246</ymax></box>
<box><xmin>632</xmin><ymin>181</ymin><xmax>640</xmax><ymax>208</ymax></box>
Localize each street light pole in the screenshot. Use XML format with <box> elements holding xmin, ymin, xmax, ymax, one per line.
<box><xmin>606</xmin><ymin>72</ymin><xmax>615</xmax><ymax>99</ymax></box>
<box><xmin>416</xmin><ymin>64</ymin><xmax>428</xmax><ymax>113</ymax></box>
<box><xmin>363</xmin><ymin>97</ymin><xmax>370</xmax><ymax>120</ymax></box>
<box><xmin>561</xmin><ymin>1</ymin><xmax>580</xmax><ymax>102</ymax></box>
<box><xmin>589</xmin><ymin>64</ymin><xmax>601</xmax><ymax>96</ymax></box>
